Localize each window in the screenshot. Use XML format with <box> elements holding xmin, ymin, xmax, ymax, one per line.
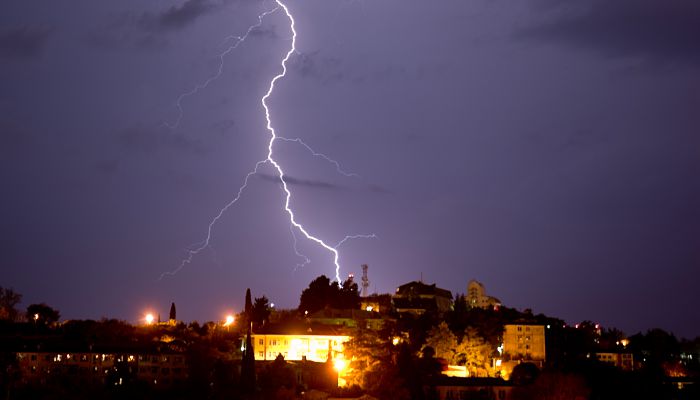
<box><xmin>31</xmin><ymin>355</ymin><xmax>37</xmax><ymax>361</ymax></box>
<box><xmin>259</xmin><ymin>339</ymin><xmax>264</xmax><ymax>346</ymax></box>
<box><xmin>258</xmin><ymin>352</ymin><xmax>264</xmax><ymax>358</ymax></box>
<box><xmin>517</xmin><ymin>326</ymin><xmax>522</xmax><ymax>332</ymax></box>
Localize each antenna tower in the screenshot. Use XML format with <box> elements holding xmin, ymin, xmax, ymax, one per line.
<box><xmin>361</xmin><ymin>264</ymin><xmax>370</xmax><ymax>298</ymax></box>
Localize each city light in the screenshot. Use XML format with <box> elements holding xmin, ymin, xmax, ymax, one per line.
<box><xmin>145</xmin><ymin>313</ymin><xmax>155</xmax><ymax>325</ymax></box>
<box><xmin>333</xmin><ymin>358</ymin><xmax>346</xmax><ymax>372</ymax></box>
<box><xmin>224</xmin><ymin>315</ymin><xmax>235</xmax><ymax>326</ymax></box>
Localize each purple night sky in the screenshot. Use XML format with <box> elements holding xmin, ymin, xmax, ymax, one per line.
<box><xmin>1</xmin><ymin>0</ymin><xmax>698</xmax><ymax>338</ymax></box>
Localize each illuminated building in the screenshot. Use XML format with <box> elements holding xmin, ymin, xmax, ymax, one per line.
<box><xmin>250</xmin><ymin>332</ymin><xmax>350</xmax><ymax>362</ymax></box>
<box><xmin>393</xmin><ymin>281</ymin><xmax>453</xmax><ymax>315</ymax></box>
<box><xmin>502</xmin><ymin>324</ymin><xmax>546</xmax><ymax>363</ymax></box>
<box><xmin>595</xmin><ymin>352</ymin><xmax>634</xmax><ymax>371</ymax></box>
<box><xmin>466</xmin><ymin>280</ymin><xmax>501</xmax><ymax>310</ymax></box>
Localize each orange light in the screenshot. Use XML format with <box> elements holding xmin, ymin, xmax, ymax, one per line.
<box><xmin>224</xmin><ymin>315</ymin><xmax>235</xmax><ymax>326</ymax></box>
<box><xmin>333</xmin><ymin>359</ymin><xmax>346</xmax><ymax>372</ymax></box>
<box><xmin>145</xmin><ymin>313</ymin><xmax>155</xmax><ymax>325</ymax></box>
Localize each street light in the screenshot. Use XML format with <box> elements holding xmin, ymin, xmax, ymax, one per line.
<box><xmin>145</xmin><ymin>313</ymin><xmax>155</xmax><ymax>325</ymax></box>
<box><xmin>224</xmin><ymin>315</ymin><xmax>235</xmax><ymax>327</ymax></box>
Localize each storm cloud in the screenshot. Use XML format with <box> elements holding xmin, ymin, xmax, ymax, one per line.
<box><xmin>0</xmin><ymin>25</ymin><xmax>52</xmax><ymax>59</ymax></box>
<box><xmin>520</xmin><ymin>0</ymin><xmax>700</xmax><ymax>66</ymax></box>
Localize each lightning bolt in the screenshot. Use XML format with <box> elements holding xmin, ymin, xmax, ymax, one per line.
<box><xmin>160</xmin><ymin>0</ymin><xmax>375</xmax><ymax>284</ymax></box>
<box><xmin>277</xmin><ymin>136</ymin><xmax>359</xmax><ymax>178</ymax></box>
<box><xmin>162</xmin><ymin>5</ymin><xmax>280</xmax><ymax>129</ymax></box>
<box><xmin>264</xmin><ymin>0</ymin><xmax>356</xmax><ymax>284</ymax></box>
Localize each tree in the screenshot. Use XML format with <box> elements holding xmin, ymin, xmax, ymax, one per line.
<box><xmin>298</xmin><ymin>275</ymin><xmax>361</xmax><ymax>314</ymax></box>
<box><xmin>26</xmin><ymin>303</ymin><xmax>60</xmax><ymax>324</ymax></box>
<box><xmin>456</xmin><ymin>327</ymin><xmax>491</xmax><ymax>377</ymax></box>
<box><xmin>240</xmin><ymin>325</ymin><xmax>256</xmax><ymax>395</ymax></box>
<box><xmin>510</xmin><ymin>362</ymin><xmax>539</xmax><ymax>385</ymax></box>
<box><xmin>259</xmin><ymin>354</ymin><xmax>296</xmax><ymax>399</ymax></box>
<box><xmin>244</xmin><ymin>288</ymin><xmax>253</xmax><ymax>324</ymax></box>
<box><xmin>338</xmin><ymin>276</ymin><xmax>360</xmax><ymax>309</ymax></box>
<box><xmin>169</xmin><ymin>302</ymin><xmax>176</xmax><ymax>321</ymax></box>
<box><xmin>343</xmin><ymin>325</ymin><xmax>410</xmax><ymax>400</ymax></box>
<box><xmin>424</xmin><ymin>322</ymin><xmax>459</xmax><ymax>364</ymax></box>
<box><xmin>252</xmin><ymin>296</ymin><xmax>271</xmax><ymax>328</ymax></box>
<box><xmin>299</xmin><ymin>275</ymin><xmax>333</xmax><ymax>314</ymax></box>
<box><xmin>0</xmin><ymin>287</ymin><xmax>22</xmax><ymax>321</ymax></box>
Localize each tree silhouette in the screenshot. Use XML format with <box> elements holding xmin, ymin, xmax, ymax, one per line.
<box><xmin>252</xmin><ymin>296</ymin><xmax>271</xmax><ymax>328</ymax></box>
<box><xmin>169</xmin><ymin>302</ymin><xmax>176</xmax><ymax>321</ymax></box>
<box><xmin>298</xmin><ymin>275</ymin><xmax>361</xmax><ymax>314</ymax></box>
<box><xmin>0</xmin><ymin>287</ymin><xmax>22</xmax><ymax>321</ymax></box>
<box><xmin>26</xmin><ymin>303</ymin><xmax>60</xmax><ymax>324</ymax></box>
<box><xmin>244</xmin><ymin>288</ymin><xmax>253</xmax><ymax>325</ymax></box>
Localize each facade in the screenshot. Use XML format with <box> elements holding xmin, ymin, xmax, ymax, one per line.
<box><xmin>595</xmin><ymin>352</ymin><xmax>634</xmax><ymax>371</ymax></box>
<box><xmin>393</xmin><ymin>281</ymin><xmax>453</xmax><ymax>315</ymax></box>
<box><xmin>307</xmin><ymin>308</ymin><xmax>388</xmax><ymax>331</ymax></box>
<box><xmin>16</xmin><ymin>350</ymin><xmax>188</xmax><ymax>387</ymax></box>
<box><xmin>466</xmin><ymin>280</ymin><xmax>501</xmax><ymax>310</ymax></box>
<box><xmin>250</xmin><ymin>333</ymin><xmax>350</xmax><ymax>363</ymax></box>
<box><xmin>502</xmin><ymin>324</ymin><xmax>546</xmax><ymax>362</ymax></box>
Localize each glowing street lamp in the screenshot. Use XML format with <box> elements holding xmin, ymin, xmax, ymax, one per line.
<box><xmin>333</xmin><ymin>358</ymin><xmax>346</xmax><ymax>372</ymax></box>
<box><xmin>145</xmin><ymin>313</ymin><xmax>155</xmax><ymax>325</ymax></box>
<box><xmin>224</xmin><ymin>315</ymin><xmax>235</xmax><ymax>327</ymax></box>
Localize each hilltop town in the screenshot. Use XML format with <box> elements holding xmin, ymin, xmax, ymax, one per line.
<box><xmin>0</xmin><ymin>275</ymin><xmax>698</xmax><ymax>400</ymax></box>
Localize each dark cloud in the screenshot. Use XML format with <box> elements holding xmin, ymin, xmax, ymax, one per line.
<box><xmin>519</xmin><ymin>0</ymin><xmax>700</xmax><ymax>66</ymax></box>
<box><xmin>291</xmin><ymin>51</ymin><xmax>345</xmax><ymax>84</ymax></box>
<box><xmin>156</xmin><ymin>0</ymin><xmax>216</xmax><ymax>30</ymax></box>
<box><xmin>256</xmin><ymin>173</ymin><xmax>342</xmax><ymax>191</ymax></box>
<box><xmin>85</xmin><ymin>0</ymin><xmax>220</xmax><ymax>50</ymax></box>
<box><xmin>0</xmin><ymin>25</ymin><xmax>52</xmax><ymax>59</ymax></box>
<box><xmin>116</xmin><ymin>125</ymin><xmax>208</xmax><ymax>156</ymax></box>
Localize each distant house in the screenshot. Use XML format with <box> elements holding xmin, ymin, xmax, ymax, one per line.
<box><xmin>392</xmin><ymin>281</ymin><xmax>453</xmax><ymax>315</ymax></box>
<box><xmin>595</xmin><ymin>352</ymin><xmax>634</xmax><ymax>371</ymax></box>
<box><xmin>466</xmin><ymin>280</ymin><xmax>501</xmax><ymax>310</ymax></box>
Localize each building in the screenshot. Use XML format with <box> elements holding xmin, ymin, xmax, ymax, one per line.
<box><xmin>595</xmin><ymin>352</ymin><xmax>634</xmax><ymax>371</ymax></box>
<box><xmin>360</xmin><ymin>293</ymin><xmax>393</xmax><ymax>314</ymax></box>
<box><xmin>307</xmin><ymin>308</ymin><xmax>389</xmax><ymax>331</ymax></box>
<box><xmin>502</xmin><ymin>324</ymin><xmax>546</xmax><ymax>364</ymax></box>
<box><xmin>251</xmin><ymin>331</ymin><xmax>350</xmax><ymax>363</ymax></box>
<box><xmin>15</xmin><ymin>348</ymin><xmax>188</xmax><ymax>387</ymax></box>
<box><xmin>393</xmin><ymin>281</ymin><xmax>453</xmax><ymax>315</ymax></box>
<box><xmin>466</xmin><ymin>280</ymin><xmax>501</xmax><ymax>310</ymax></box>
